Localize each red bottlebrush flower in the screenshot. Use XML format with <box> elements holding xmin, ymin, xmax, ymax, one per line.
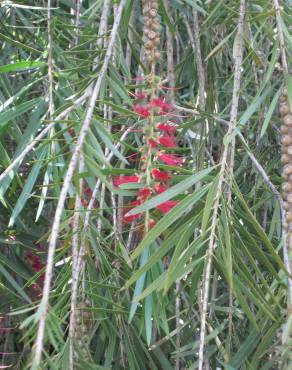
<box><xmin>157</xmin><ymin>123</ymin><xmax>178</xmax><ymax>134</ymax></box>
<box><xmin>151</xmin><ymin>168</ymin><xmax>171</xmax><ymax>181</ymax></box>
<box><xmin>158</xmin><ymin>153</ymin><xmax>184</xmax><ymax>166</ymax></box>
<box><xmin>157</xmin><ymin>200</ymin><xmax>178</xmax><ymax>213</ymax></box>
<box><xmin>32</xmin><ymin>261</ymin><xmax>43</xmax><ymax>271</ymax></box>
<box><xmin>150</xmin><ymin>98</ymin><xmax>173</xmax><ymax>111</ymax></box>
<box><xmin>135</xmin><ymin>91</ymin><xmax>147</xmax><ymax>100</ymax></box>
<box><xmin>154</xmin><ymin>183</ymin><xmax>168</xmax><ymax>194</ymax></box>
<box><xmin>158</xmin><ymin>135</ymin><xmax>176</xmax><ymax>148</ymax></box>
<box><xmin>138</xmin><ymin>187</ymin><xmax>152</xmax><ymax>200</ymax></box>
<box><xmin>149</xmin><ymin>138</ymin><xmax>158</xmax><ymax>148</ymax></box>
<box><xmin>122</xmin><ymin>200</ymin><xmax>142</xmax><ymax>223</ymax></box>
<box><xmin>133</xmin><ymin>104</ymin><xmax>150</xmax><ymax>117</ymax></box>
<box><xmin>113</xmin><ymin>175</ymin><xmax>140</xmax><ymax>187</ymax></box>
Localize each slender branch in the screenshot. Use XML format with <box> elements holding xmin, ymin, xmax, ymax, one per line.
<box><xmin>165</xmin><ymin>0</ymin><xmax>175</xmax><ymax>103</ymax></box>
<box><xmin>0</xmin><ymin>90</ymin><xmax>89</xmax><ymax>185</ymax></box>
<box><xmin>75</xmin><ymin>126</ymin><xmax>132</xmax><ymax>291</ymax></box>
<box><xmin>192</xmin><ymin>10</ymin><xmax>206</xmax><ymax>110</ymax></box>
<box><xmin>272</xmin><ymin>0</ymin><xmax>292</xmax><ymax>307</ymax></box>
<box><xmin>47</xmin><ymin>0</ymin><xmax>54</xmax><ymax>118</ymax></box>
<box><xmin>198</xmin><ymin>1</ymin><xmax>246</xmax><ymax>368</ymax></box>
<box><xmin>272</xmin><ymin>0</ymin><xmax>288</xmax><ymax>74</ymax></box>
<box><xmin>32</xmin><ymin>1</ymin><xmax>126</xmax><ymax>366</ymax></box>
<box><xmin>68</xmin><ymin>157</ymin><xmax>84</xmax><ymax>370</ymax></box>
<box><xmin>74</xmin><ymin>0</ymin><xmax>81</xmax><ymax>46</ymax></box>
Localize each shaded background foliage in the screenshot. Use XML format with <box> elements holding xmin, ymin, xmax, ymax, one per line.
<box><xmin>0</xmin><ymin>0</ymin><xmax>291</xmax><ymax>369</ymax></box>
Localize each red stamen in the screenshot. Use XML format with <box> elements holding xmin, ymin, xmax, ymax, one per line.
<box><xmin>157</xmin><ymin>200</ymin><xmax>178</xmax><ymax>213</ymax></box>
<box><xmin>151</xmin><ymin>168</ymin><xmax>171</xmax><ymax>181</ymax></box>
<box><xmin>158</xmin><ymin>153</ymin><xmax>184</xmax><ymax>166</ymax></box>
<box><xmin>113</xmin><ymin>175</ymin><xmax>140</xmax><ymax>187</ymax></box>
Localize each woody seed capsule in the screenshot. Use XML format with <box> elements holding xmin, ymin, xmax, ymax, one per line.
<box><xmin>284</xmin><ymin>202</ymin><xmax>290</xmax><ymax>211</ymax></box>
<box><xmin>283</xmin><ymin>182</ymin><xmax>292</xmax><ymax>193</ymax></box>
<box><xmin>154</xmin><ymin>51</ymin><xmax>161</xmax><ymax>60</ymax></box>
<box><xmin>283</xmin><ymin>165</ymin><xmax>292</xmax><ymax>175</ymax></box>
<box><xmin>280</xmin><ymin>104</ymin><xmax>290</xmax><ymax>116</ymax></box>
<box><xmin>283</xmin><ymin>115</ymin><xmax>292</xmax><ymax>126</ymax></box>
<box><xmin>148</xmin><ymin>30</ymin><xmax>157</xmax><ymax>39</ymax></box>
<box><xmin>145</xmin><ymin>40</ymin><xmax>154</xmax><ymax>49</ymax></box>
<box><xmin>281</xmin><ymin>154</ymin><xmax>290</xmax><ymax>164</ymax></box>
<box><xmin>282</xmin><ymin>135</ymin><xmax>292</xmax><ymax>145</ymax></box>
<box><xmin>280</xmin><ymin>125</ymin><xmax>289</xmax><ymax>134</ymax></box>
<box><xmin>149</xmin><ymin>9</ymin><xmax>158</xmax><ymax>17</ymax></box>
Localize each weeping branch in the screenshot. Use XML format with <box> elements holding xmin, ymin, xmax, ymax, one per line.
<box><xmin>32</xmin><ymin>1</ymin><xmax>127</xmax><ymax>366</ymax></box>
<box><xmin>198</xmin><ymin>1</ymin><xmax>246</xmax><ymax>368</ymax></box>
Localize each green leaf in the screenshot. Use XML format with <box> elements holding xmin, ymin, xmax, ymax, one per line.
<box><xmin>260</xmin><ymin>88</ymin><xmax>281</xmax><ymax>137</ymax></box>
<box><xmin>128</xmin><ymin>166</ymin><xmax>214</xmax><ymax>215</ymax></box>
<box><xmin>0</xmin><ymin>61</ymin><xmax>46</xmax><ymax>74</ymax></box>
<box><xmin>8</xmin><ymin>147</ymin><xmax>47</xmax><ymax>227</ymax></box>
<box><xmin>0</xmin><ymin>98</ymin><xmax>41</xmax><ymax>130</ymax></box>
<box><xmin>130</xmin><ymin>185</ymin><xmax>209</xmax><ymax>261</ymax></box>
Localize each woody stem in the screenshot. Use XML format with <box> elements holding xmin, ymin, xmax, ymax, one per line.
<box><xmin>144</xmin><ymin>61</ymin><xmax>156</xmax><ymax>236</ymax></box>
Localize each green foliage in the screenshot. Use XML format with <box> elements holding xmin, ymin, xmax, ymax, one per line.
<box><xmin>0</xmin><ymin>0</ymin><xmax>291</xmax><ymax>369</ymax></box>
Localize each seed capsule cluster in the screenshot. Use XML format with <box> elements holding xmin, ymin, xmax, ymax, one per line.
<box><xmin>74</xmin><ymin>299</ymin><xmax>92</xmax><ymax>358</ymax></box>
<box><xmin>280</xmin><ymin>88</ymin><xmax>292</xmax><ymax>232</ymax></box>
<box><xmin>142</xmin><ymin>0</ymin><xmax>161</xmax><ymax>63</ymax></box>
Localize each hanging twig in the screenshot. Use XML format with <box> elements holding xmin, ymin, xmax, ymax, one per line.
<box><xmin>198</xmin><ymin>1</ymin><xmax>246</xmax><ymax>368</ymax></box>
<box><xmin>32</xmin><ymin>1</ymin><xmax>127</xmax><ymax>366</ymax></box>
<box><xmin>272</xmin><ymin>0</ymin><xmax>288</xmax><ymax>74</ymax></box>
<box><xmin>271</xmin><ymin>0</ymin><xmax>292</xmax><ymax>307</ymax></box>
<box><xmin>68</xmin><ymin>157</ymin><xmax>84</xmax><ymax>370</ymax></box>
<box><xmin>47</xmin><ymin>0</ymin><xmax>54</xmax><ymax>119</ymax></box>
<box><xmin>0</xmin><ymin>89</ymin><xmax>90</xmax><ymax>185</ymax></box>
<box><xmin>192</xmin><ymin>10</ymin><xmax>206</xmax><ymax>111</ymax></box>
